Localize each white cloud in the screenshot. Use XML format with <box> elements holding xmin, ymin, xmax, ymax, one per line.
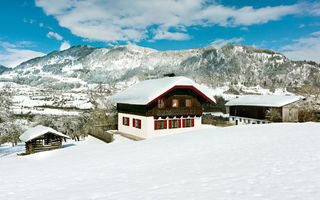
<box><xmin>47</xmin><ymin>31</ymin><xmax>63</xmax><ymax>40</ymax></box>
<box><xmin>240</xmin><ymin>27</ymin><xmax>248</xmax><ymax>31</ymax></box>
<box><xmin>35</xmin><ymin>0</ymin><xmax>303</xmax><ymax>42</ymax></box>
<box><xmin>210</xmin><ymin>37</ymin><xmax>244</xmax><ymax>47</ymax></box>
<box><xmin>60</xmin><ymin>41</ymin><xmax>71</xmax><ymax>51</ymax></box>
<box><xmin>23</xmin><ymin>18</ymin><xmax>36</xmax><ymax>24</ymax></box>
<box><xmin>153</xmin><ymin>30</ymin><xmax>190</xmax><ymax>40</ymax></box>
<box><xmin>0</xmin><ymin>41</ymin><xmax>45</xmax><ymax>68</ymax></box>
<box><xmin>281</xmin><ymin>31</ymin><xmax>320</xmax><ymax>63</ymax></box>
<box><xmin>311</xmin><ymin>31</ymin><xmax>320</xmax><ymax>36</ymax></box>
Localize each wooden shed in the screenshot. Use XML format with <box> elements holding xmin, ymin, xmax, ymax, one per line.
<box><xmin>19</xmin><ymin>125</ymin><xmax>70</xmax><ymax>154</ymax></box>
<box><xmin>225</xmin><ymin>95</ymin><xmax>304</xmax><ymax>125</ymax></box>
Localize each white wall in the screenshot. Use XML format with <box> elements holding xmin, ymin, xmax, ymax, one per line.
<box><xmin>118</xmin><ymin>113</ymin><xmax>202</xmax><ymax>139</ymax></box>
<box><xmin>229</xmin><ymin>116</ymin><xmax>270</xmax><ymax>125</ymax></box>
<box><xmin>118</xmin><ymin>113</ymin><xmax>151</xmax><ymax>139</ymax></box>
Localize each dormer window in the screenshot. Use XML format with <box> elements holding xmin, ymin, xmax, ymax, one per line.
<box><xmin>172</xmin><ymin>99</ymin><xmax>179</xmax><ymax>108</ymax></box>
<box><xmin>158</xmin><ymin>99</ymin><xmax>165</xmax><ymax>109</ymax></box>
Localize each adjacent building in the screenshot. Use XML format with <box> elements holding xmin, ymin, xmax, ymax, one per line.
<box><xmin>112</xmin><ymin>76</ymin><xmax>216</xmax><ymax>139</ymax></box>
<box><xmin>19</xmin><ymin>125</ymin><xmax>70</xmax><ymax>154</ymax></box>
<box><xmin>225</xmin><ymin>95</ymin><xmax>303</xmax><ymax>125</ymax></box>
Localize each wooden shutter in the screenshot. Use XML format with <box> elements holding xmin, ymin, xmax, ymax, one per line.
<box><xmin>163</xmin><ymin>120</ymin><xmax>167</xmax><ymax>129</ymax></box>
<box><xmin>138</xmin><ymin>120</ymin><xmax>141</xmax><ymax>129</ymax></box>
<box><xmin>133</xmin><ymin>119</ymin><xmax>135</xmax><ymax>127</ymax></box>
<box><xmin>127</xmin><ymin>118</ymin><xmax>130</xmax><ymax>126</ymax></box>
<box><xmin>182</xmin><ymin>119</ymin><xmax>186</xmax><ymax>127</ymax></box>
<box><xmin>178</xmin><ymin>119</ymin><xmax>181</xmax><ymax>128</ymax></box>
<box><xmin>169</xmin><ymin>120</ymin><xmax>172</xmax><ymax>129</ymax></box>
<box><xmin>154</xmin><ymin>120</ymin><xmax>158</xmax><ymax>130</ymax></box>
<box><xmin>191</xmin><ymin>119</ymin><xmax>194</xmax><ymax>127</ymax></box>
<box><xmin>123</xmin><ymin>117</ymin><xmax>125</xmax><ymax>125</ymax></box>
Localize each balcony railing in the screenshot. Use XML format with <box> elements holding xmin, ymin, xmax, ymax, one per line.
<box><xmin>150</xmin><ymin>107</ymin><xmax>202</xmax><ymax>117</ymax></box>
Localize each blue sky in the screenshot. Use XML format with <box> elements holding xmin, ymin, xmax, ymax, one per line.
<box><xmin>0</xmin><ymin>0</ymin><xmax>320</xmax><ymax>67</ymax></box>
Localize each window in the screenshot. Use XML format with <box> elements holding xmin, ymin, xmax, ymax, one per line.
<box><xmin>182</xmin><ymin>119</ymin><xmax>194</xmax><ymax>128</ymax></box>
<box><xmin>158</xmin><ymin>99</ymin><xmax>165</xmax><ymax>109</ymax></box>
<box><xmin>133</xmin><ymin>119</ymin><xmax>141</xmax><ymax>129</ymax></box>
<box><xmin>169</xmin><ymin>119</ymin><xmax>181</xmax><ymax>129</ymax></box>
<box><xmin>185</xmin><ymin>98</ymin><xmax>192</xmax><ymax>107</ymax></box>
<box><xmin>185</xmin><ymin>119</ymin><xmax>191</xmax><ymax>127</ymax></box>
<box><xmin>123</xmin><ymin>117</ymin><xmax>130</xmax><ymax>126</ymax></box>
<box><xmin>172</xmin><ymin>120</ymin><xmax>178</xmax><ymax>128</ymax></box>
<box><xmin>154</xmin><ymin>120</ymin><xmax>167</xmax><ymax>130</ymax></box>
<box><xmin>43</xmin><ymin>138</ymin><xmax>50</xmax><ymax>146</ymax></box>
<box><xmin>172</xmin><ymin>99</ymin><xmax>179</xmax><ymax>108</ymax></box>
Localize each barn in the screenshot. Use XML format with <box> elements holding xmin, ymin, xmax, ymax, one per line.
<box><xmin>225</xmin><ymin>95</ymin><xmax>304</xmax><ymax>125</ymax></box>
<box><xmin>111</xmin><ymin>76</ymin><xmax>216</xmax><ymax>139</ymax></box>
<box><xmin>19</xmin><ymin>125</ymin><xmax>70</xmax><ymax>154</ymax></box>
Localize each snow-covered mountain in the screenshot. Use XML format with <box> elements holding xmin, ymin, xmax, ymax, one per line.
<box><xmin>0</xmin><ymin>64</ymin><xmax>10</xmax><ymax>75</ymax></box>
<box><xmin>1</xmin><ymin>44</ymin><xmax>319</xmax><ymax>91</ymax></box>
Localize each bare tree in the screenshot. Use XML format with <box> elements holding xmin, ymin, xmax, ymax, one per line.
<box><xmin>266</xmin><ymin>108</ymin><xmax>282</xmax><ymax>122</ymax></box>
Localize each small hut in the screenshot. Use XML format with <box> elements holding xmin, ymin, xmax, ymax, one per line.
<box><xmin>19</xmin><ymin>125</ymin><xmax>70</xmax><ymax>154</ymax></box>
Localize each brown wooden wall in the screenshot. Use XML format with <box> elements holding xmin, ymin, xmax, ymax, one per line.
<box><xmin>117</xmin><ymin>88</ymin><xmax>208</xmax><ymax>117</ymax></box>
<box><xmin>25</xmin><ymin>133</ymin><xmax>63</xmax><ymax>154</ymax></box>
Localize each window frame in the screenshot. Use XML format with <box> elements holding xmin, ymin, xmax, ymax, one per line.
<box><xmin>134</xmin><ymin>119</ymin><xmax>141</xmax><ymax>129</ymax></box>
<box><xmin>185</xmin><ymin>98</ymin><xmax>192</xmax><ymax>108</ymax></box>
<box><xmin>171</xmin><ymin>98</ymin><xmax>179</xmax><ymax>108</ymax></box>
<box><xmin>157</xmin><ymin>99</ymin><xmax>165</xmax><ymax>109</ymax></box>
<box><xmin>43</xmin><ymin>138</ymin><xmax>51</xmax><ymax>146</ymax></box>
<box><xmin>171</xmin><ymin>119</ymin><xmax>178</xmax><ymax>128</ymax></box>
<box><xmin>123</xmin><ymin>117</ymin><xmax>130</xmax><ymax>126</ymax></box>
<box><xmin>185</xmin><ymin>119</ymin><xmax>191</xmax><ymax>127</ymax></box>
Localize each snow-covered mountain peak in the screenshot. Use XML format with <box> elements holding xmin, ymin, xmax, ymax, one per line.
<box><xmin>0</xmin><ymin>44</ymin><xmax>319</xmax><ymax>91</ymax></box>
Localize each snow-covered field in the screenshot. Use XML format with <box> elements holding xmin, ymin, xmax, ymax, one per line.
<box><xmin>1</xmin><ymin>123</ymin><xmax>320</xmax><ymax>200</ymax></box>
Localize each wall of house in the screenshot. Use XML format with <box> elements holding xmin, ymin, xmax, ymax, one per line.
<box><xmin>118</xmin><ymin>112</ymin><xmax>203</xmax><ymax>139</ymax></box>
<box><xmin>118</xmin><ymin>113</ymin><xmax>151</xmax><ymax>139</ymax></box>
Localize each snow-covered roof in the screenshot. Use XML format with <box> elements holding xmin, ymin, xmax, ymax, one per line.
<box><xmin>19</xmin><ymin>125</ymin><xmax>70</xmax><ymax>142</ymax></box>
<box><xmin>111</xmin><ymin>76</ymin><xmax>216</xmax><ymax>105</ymax></box>
<box><xmin>225</xmin><ymin>95</ymin><xmax>303</xmax><ymax>107</ymax></box>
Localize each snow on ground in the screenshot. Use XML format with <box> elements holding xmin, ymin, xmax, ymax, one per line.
<box><xmin>1</xmin><ymin>123</ymin><xmax>320</xmax><ymax>200</ymax></box>
<box><xmin>0</xmin><ymin>143</ymin><xmax>25</xmax><ymax>158</ymax></box>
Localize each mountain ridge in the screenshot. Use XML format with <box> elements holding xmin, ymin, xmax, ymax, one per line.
<box><xmin>0</xmin><ymin>44</ymin><xmax>319</xmax><ymax>91</ymax></box>
<box><xmin>0</xmin><ymin>64</ymin><xmax>10</xmax><ymax>75</ymax></box>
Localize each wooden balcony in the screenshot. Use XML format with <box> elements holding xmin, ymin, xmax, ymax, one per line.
<box><xmin>149</xmin><ymin>107</ymin><xmax>203</xmax><ymax>117</ymax></box>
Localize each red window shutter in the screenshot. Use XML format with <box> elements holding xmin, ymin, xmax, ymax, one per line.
<box><xmin>182</xmin><ymin>119</ymin><xmax>186</xmax><ymax>127</ymax></box>
<box><xmin>127</xmin><ymin>118</ymin><xmax>130</xmax><ymax>126</ymax></box>
<box><xmin>178</xmin><ymin>119</ymin><xmax>181</xmax><ymax>128</ymax></box>
<box><xmin>123</xmin><ymin>117</ymin><xmax>125</xmax><ymax>125</ymax></box>
<box><xmin>138</xmin><ymin>120</ymin><xmax>141</xmax><ymax>129</ymax></box>
<box><xmin>169</xmin><ymin>120</ymin><xmax>172</xmax><ymax>129</ymax></box>
<box><xmin>133</xmin><ymin>119</ymin><xmax>135</xmax><ymax>127</ymax></box>
<box><xmin>191</xmin><ymin>119</ymin><xmax>194</xmax><ymax>127</ymax></box>
<box><xmin>164</xmin><ymin>120</ymin><xmax>167</xmax><ymax>129</ymax></box>
<box><xmin>154</xmin><ymin>120</ymin><xmax>158</xmax><ymax>130</ymax></box>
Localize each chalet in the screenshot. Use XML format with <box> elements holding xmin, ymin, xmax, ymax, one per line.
<box><xmin>19</xmin><ymin>125</ymin><xmax>70</xmax><ymax>154</ymax></box>
<box><xmin>111</xmin><ymin>76</ymin><xmax>216</xmax><ymax>139</ymax></box>
<box><xmin>225</xmin><ymin>95</ymin><xmax>304</xmax><ymax>125</ymax></box>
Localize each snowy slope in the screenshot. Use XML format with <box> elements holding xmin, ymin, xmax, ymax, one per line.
<box><xmin>1</xmin><ymin>123</ymin><xmax>320</xmax><ymax>200</ymax></box>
